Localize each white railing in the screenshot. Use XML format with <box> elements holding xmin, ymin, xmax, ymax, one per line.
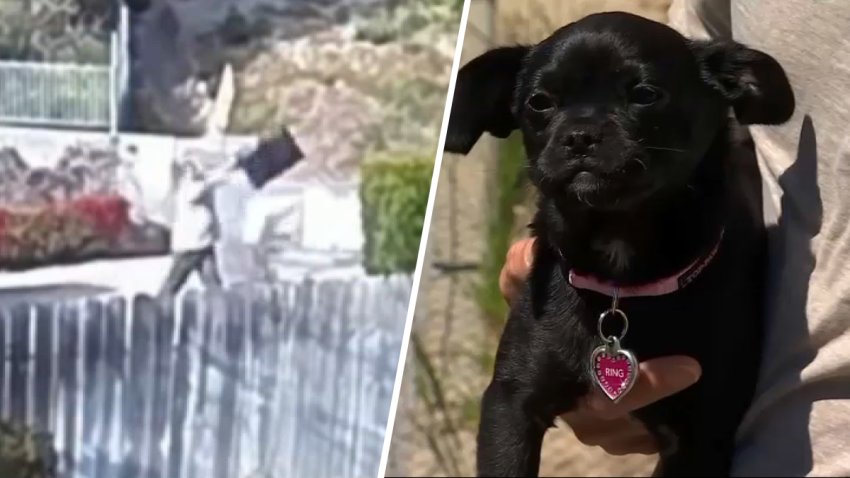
<box><xmin>113</xmin><ymin>3</ymin><xmax>132</xmax><ymax>134</ymax></box>
<box><xmin>0</xmin><ymin>60</ymin><xmax>112</xmax><ymax>128</ymax></box>
<box><xmin>0</xmin><ymin>3</ymin><xmax>129</xmax><ymax>131</ymax></box>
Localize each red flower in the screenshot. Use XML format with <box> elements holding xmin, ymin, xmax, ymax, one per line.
<box><xmin>68</xmin><ymin>195</ymin><xmax>131</xmax><ymax>240</ymax></box>
<box><xmin>0</xmin><ymin>208</ymin><xmax>8</xmax><ymax>253</ymax></box>
<box><xmin>0</xmin><ymin>208</ymin><xmax>8</xmax><ymax>235</ymax></box>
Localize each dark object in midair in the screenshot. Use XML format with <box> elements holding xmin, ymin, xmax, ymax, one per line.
<box><xmin>237</xmin><ymin>128</ymin><xmax>304</xmax><ymax>189</ymax></box>
<box><xmin>123</xmin><ymin>0</ymin><xmax>152</xmax><ymax>13</ymax></box>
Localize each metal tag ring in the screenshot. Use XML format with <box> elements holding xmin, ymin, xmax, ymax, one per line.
<box><xmin>597</xmin><ymin>308</ymin><xmax>629</xmax><ymax>343</ymax></box>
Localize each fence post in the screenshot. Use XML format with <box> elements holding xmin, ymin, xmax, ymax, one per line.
<box><xmin>117</xmin><ymin>1</ymin><xmax>131</xmax><ymax>132</ymax></box>
<box><xmin>109</xmin><ymin>32</ymin><xmax>119</xmax><ymax>138</ymax></box>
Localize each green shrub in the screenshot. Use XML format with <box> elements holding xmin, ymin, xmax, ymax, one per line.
<box><xmin>353</xmin><ymin>0</ymin><xmax>463</xmax><ymax>44</ymax></box>
<box><xmin>0</xmin><ymin>420</ymin><xmax>56</xmax><ymax>478</ymax></box>
<box><xmin>361</xmin><ymin>151</ymin><xmax>433</xmax><ymax>275</ymax></box>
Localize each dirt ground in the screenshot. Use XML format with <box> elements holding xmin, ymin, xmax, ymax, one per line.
<box><xmin>386</xmin><ymin>1</ymin><xmax>672</xmax><ymax>476</ymax></box>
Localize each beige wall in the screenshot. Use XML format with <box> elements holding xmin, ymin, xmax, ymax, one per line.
<box><xmin>495</xmin><ymin>0</ymin><xmax>671</xmax><ymax>43</ymax></box>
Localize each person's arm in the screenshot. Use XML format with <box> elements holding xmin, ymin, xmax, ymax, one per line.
<box><xmin>184</xmin><ymin>156</ymin><xmax>239</xmax><ymax>204</ymax></box>
<box><xmin>200</xmin><ymin>162</ymin><xmax>238</xmax><ymax>189</ymax></box>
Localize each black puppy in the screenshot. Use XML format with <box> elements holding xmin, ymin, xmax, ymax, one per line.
<box><xmin>446</xmin><ymin>12</ymin><xmax>794</xmax><ymax>477</ymax></box>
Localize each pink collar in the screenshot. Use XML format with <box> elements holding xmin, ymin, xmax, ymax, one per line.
<box><xmin>566</xmin><ymin>229</ymin><xmax>725</xmax><ymax>298</ymax></box>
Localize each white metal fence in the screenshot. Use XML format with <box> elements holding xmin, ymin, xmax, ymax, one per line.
<box><xmin>0</xmin><ymin>276</ymin><xmax>411</xmax><ymax>478</ymax></box>
<box><xmin>0</xmin><ymin>5</ymin><xmax>129</xmax><ymax>131</ymax></box>
<box><xmin>0</xmin><ymin>62</ymin><xmax>111</xmax><ymax>128</ymax></box>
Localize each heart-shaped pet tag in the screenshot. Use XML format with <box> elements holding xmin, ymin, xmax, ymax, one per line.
<box><xmin>591</xmin><ymin>344</ymin><xmax>638</xmax><ymax>402</ymax></box>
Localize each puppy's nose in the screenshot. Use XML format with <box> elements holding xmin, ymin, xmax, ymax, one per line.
<box><xmin>564</xmin><ymin>129</ymin><xmax>602</xmax><ymax>154</ymax></box>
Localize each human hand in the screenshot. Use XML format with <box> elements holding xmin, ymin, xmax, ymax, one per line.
<box><xmin>561</xmin><ymin>356</ymin><xmax>701</xmax><ymax>455</ymax></box>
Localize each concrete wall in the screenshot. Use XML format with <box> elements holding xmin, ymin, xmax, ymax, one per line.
<box><xmin>0</xmin><ymin>126</ymin><xmax>364</xmax><ymax>254</ymax></box>
<box><xmin>0</xmin><ymin>126</ymin><xmax>255</xmax><ymax>225</ymax></box>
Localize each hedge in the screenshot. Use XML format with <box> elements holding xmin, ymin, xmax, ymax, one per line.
<box><xmin>0</xmin><ymin>420</ymin><xmax>56</xmax><ymax>478</ymax></box>
<box><xmin>361</xmin><ymin>151</ymin><xmax>433</xmax><ymax>275</ymax></box>
<box><xmin>0</xmin><ymin>195</ymin><xmax>130</xmax><ymax>270</ymax></box>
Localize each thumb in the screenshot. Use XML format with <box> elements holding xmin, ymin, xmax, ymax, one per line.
<box><xmin>522</xmin><ymin>237</ymin><xmax>536</xmax><ymax>268</ymax></box>
<box><xmin>586</xmin><ymin>355</ymin><xmax>701</xmax><ymax>418</ymax></box>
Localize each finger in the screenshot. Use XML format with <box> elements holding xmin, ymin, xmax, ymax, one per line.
<box><xmin>603</xmin><ymin>434</ymin><xmax>659</xmax><ymax>456</ymax></box>
<box><xmin>520</xmin><ymin>237</ymin><xmax>536</xmax><ymax>269</ymax></box>
<box><xmin>499</xmin><ymin>238</ymin><xmax>536</xmax><ymax>303</ymax></box>
<box><xmin>507</xmin><ymin>238</ymin><xmax>535</xmax><ymax>277</ymax></box>
<box><xmin>587</xmin><ymin>355</ymin><xmax>701</xmax><ymax>419</ymax></box>
<box><xmin>567</xmin><ymin>416</ymin><xmax>645</xmax><ymax>446</ymax></box>
<box><xmin>564</xmin><ymin>412</ymin><xmax>643</xmax><ymax>436</ymax></box>
<box><xmin>499</xmin><ymin>263</ymin><xmax>520</xmax><ymax>304</ymax></box>
<box><xmin>562</xmin><ymin>412</ymin><xmax>658</xmax><ymax>453</ymax></box>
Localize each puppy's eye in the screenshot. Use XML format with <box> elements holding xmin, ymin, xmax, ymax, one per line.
<box><xmin>629</xmin><ymin>85</ymin><xmax>661</xmax><ymax>105</ymax></box>
<box><xmin>527</xmin><ymin>93</ymin><xmax>555</xmax><ymax>112</ymax></box>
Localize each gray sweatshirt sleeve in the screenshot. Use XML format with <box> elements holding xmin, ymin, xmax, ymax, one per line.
<box><xmin>668</xmin><ymin>1</ymin><xmax>850</xmax><ymax>476</ymax></box>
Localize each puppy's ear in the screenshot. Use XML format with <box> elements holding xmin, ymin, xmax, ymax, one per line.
<box><xmin>445</xmin><ymin>46</ymin><xmax>529</xmax><ymax>154</ymax></box>
<box><xmin>691</xmin><ymin>41</ymin><xmax>795</xmax><ymax>125</ymax></box>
